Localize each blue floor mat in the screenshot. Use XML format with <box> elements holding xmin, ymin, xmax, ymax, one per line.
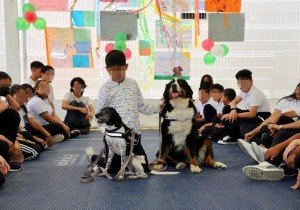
<box><xmin>1</xmin><ymin>130</ymin><xmax>299</xmax><ymax>210</ymax></box>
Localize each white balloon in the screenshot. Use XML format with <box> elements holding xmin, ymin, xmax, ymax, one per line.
<box><xmin>211</xmin><ymin>45</ymin><xmax>225</xmax><ymax>57</ymax></box>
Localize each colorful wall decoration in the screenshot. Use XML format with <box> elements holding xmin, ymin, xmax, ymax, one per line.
<box><xmin>205</xmin><ymin>0</ymin><xmax>241</xmax><ymax>13</ymax></box>
<box><xmin>45</xmin><ymin>28</ymin><xmax>93</xmax><ymax>68</ymax></box>
<box><xmin>154</xmin><ymin>52</ymin><xmax>191</xmax><ymax>80</ymax></box>
<box><xmin>71</xmin><ymin>11</ymin><xmax>95</xmax><ymax>27</ymax></box>
<box><xmin>30</xmin><ymin>0</ymin><xmax>68</xmax><ymax>11</ymax></box>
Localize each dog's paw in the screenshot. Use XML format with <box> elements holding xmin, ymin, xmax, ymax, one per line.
<box><xmin>214</xmin><ymin>162</ymin><xmax>227</xmax><ymax>170</ymax></box>
<box><xmin>190</xmin><ymin>165</ymin><xmax>202</xmax><ymax>173</ymax></box>
<box><xmin>151</xmin><ymin>163</ymin><xmax>166</xmax><ymax>171</ymax></box>
<box><xmin>116</xmin><ymin>175</ymin><xmax>124</xmax><ymax>181</ymax></box>
<box><xmin>176</xmin><ymin>162</ymin><xmax>187</xmax><ymax>170</ymax></box>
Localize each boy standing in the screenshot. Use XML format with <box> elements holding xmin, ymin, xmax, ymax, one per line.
<box><xmin>40</xmin><ymin>65</ymin><xmax>55</xmax><ymax>110</ymax></box>
<box><xmin>25</xmin><ymin>61</ymin><xmax>44</xmax><ymax>87</ymax></box>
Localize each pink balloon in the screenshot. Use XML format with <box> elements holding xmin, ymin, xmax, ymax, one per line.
<box><xmin>124</xmin><ymin>48</ymin><xmax>132</xmax><ymax>60</ymax></box>
<box><xmin>202</xmin><ymin>39</ymin><xmax>214</xmax><ymax>51</ymax></box>
<box><xmin>105</xmin><ymin>43</ymin><xmax>114</xmax><ymax>53</ymax></box>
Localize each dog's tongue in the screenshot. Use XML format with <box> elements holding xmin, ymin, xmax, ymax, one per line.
<box><xmin>172</xmin><ymin>92</ymin><xmax>179</xmax><ymax>98</ymax></box>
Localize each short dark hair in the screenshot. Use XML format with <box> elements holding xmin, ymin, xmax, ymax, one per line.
<box><xmin>235</xmin><ymin>69</ymin><xmax>252</xmax><ymax>80</ymax></box>
<box><xmin>30</xmin><ymin>61</ymin><xmax>44</xmax><ymax>70</ymax></box>
<box><xmin>200</xmin><ymin>74</ymin><xmax>214</xmax><ymax>88</ymax></box>
<box><xmin>9</xmin><ymin>84</ymin><xmax>24</xmax><ymax>96</ymax></box>
<box><xmin>41</xmin><ymin>65</ymin><xmax>54</xmax><ymax>74</ymax></box>
<box><xmin>223</xmin><ymin>88</ymin><xmax>236</xmax><ymax>101</ymax></box>
<box><xmin>21</xmin><ymin>83</ymin><xmax>34</xmax><ymax>94</ymax></box>
<box><xmin>210</xmin><ymin>83</ymin><xmax>224</xmax><ymax>92</ymax></box>
<box><xmin>0</xmin><ymin>71</ymin><xmax>11</xmax><ymax>81</ymax></box>
<box><xmin>105</xmin><ymin>50</ymin><xmax>126</xmax><ymax>68</ymax></box>
<box><xmin>199</xmin><ymin>85</ymin><xmax>210</xmax><ymax>93</ymax></box>
<box><xmin>70</xmin><ymin>77</ymin><xmax>87</xmax><ymax>95</ymax></box>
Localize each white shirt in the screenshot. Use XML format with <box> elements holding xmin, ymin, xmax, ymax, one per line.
<box><xmin>195</xmin><ymin>98</ymin><xmax>218</xmax><ymax>116</ymax></box>
<box><xmin>275</xmin><ymin>98</ymin><xmax>300</xmax><ymax>121</ymax></box>
<box><xmin>24</xmin><ymin>77</ymin><xmax>37</xmax><ymax>88</ymax></box>
<box><xmin>237</xmin><ymin>85</ymin><xmax>270</xmax><ymax>112</ymax></box>
<box><xmin>48</xmin><ymin>83</ymin><xmax>55</xmax><ymax>102</ymax></box>
<box><xmin>27</xmin><ymin>96</ymin><xmax>54</xmax><ymax>125</ymax></box>
<box><xmin>18</xmin><ymin>108</ymin><xmax>32</xmax><ymax>131</ymax></box>
<box><xmin>63</xmin><ymin>92</ymin><xmax>93</xmax><ymax>106</ymax></box>
<box><xmin>96</xmin><ymin>77</ymin><xmax>160</xmax><ymax>134</ymax></box>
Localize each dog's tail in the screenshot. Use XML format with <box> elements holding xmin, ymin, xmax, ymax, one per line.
<box><xmin>150</xmin><ymin>170</ymin><xmax>180</xmax><ymax>175</ymax></box>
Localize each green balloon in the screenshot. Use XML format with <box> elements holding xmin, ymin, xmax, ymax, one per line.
<box><xmin>22</xmin><ymin>3</ymin><xmax>36</xmax><ymax>13</ymax></box>
<box><xmin>114</xmin><ymin>32</ymin><xmax>127</xmax><ymax>42</ymax></box>
<box><xmin>203</xmin><ymin>53</ymin><xmax>216</xmax><ymax>65</ymax></box>
<box><xmin>221</xmin><ymin>44</ymin><xmax>229</xmax><ymax>57</ymax></box>
<box><xmin>33</xmin><ymin>17</ymin><xmax>46</xmax><ymax>30</ymax></box>
<box><xmin>114</xmin><ymin>41</ymin><xmax>127</xmax><ymax>51</ymax></box>
<box><xmin>15</xmin><ymin>17</ymin><xmax>30</xmax><ymax>30</ymax></box>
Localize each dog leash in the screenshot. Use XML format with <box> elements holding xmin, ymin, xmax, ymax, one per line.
<box><xmin>80</xmin><ymin>129</ymin><xmax>136</xmax><ymax>183</ymax></box>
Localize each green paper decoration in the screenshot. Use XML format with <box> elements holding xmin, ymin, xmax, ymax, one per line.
<box><xmin>22</xmin><ymin>3</ymin><xmax>36</xmax><ymax>13</ymax></box>
<box><xmin>114</xmin><ymin>32</ymin><xmax>127</xmax><ymax>42</ymax></box>
<box><xmin>203</xmin><ymin>53</ymin><xmax>216</xmax><ymax>65</ymax></box>
<box><xmin>33</xmin><ymin>17</ymin><xmax>46</xmax><ymax>30</ymax></box>
<box><xmin>15</xmin><ymin>17</ymin><xmax>30</xmax><ymax>30</ymax></box>
<box><xmin>221</xmin><ymin>44</ymin><xmax>229</xmax><ymax>57</ymax></box>
<box><xmin>114</xmin><ymin>41</ymin><xmax>127</xmax><ymax>51</ymax></box>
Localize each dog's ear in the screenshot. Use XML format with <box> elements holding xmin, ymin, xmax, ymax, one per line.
<box><xmin>163</xmin><ymin>81</ymin><xmax>172</xmax><ymax>101</ymax></box>
<box><xmin>183</xmin><ymin>80</ymin><xmax>193</xmax><ymax>99</ymax></box>
<box><xmin>95</xmin><ymin>113</ymin><xmax>100</xmax><ymax>119</ymax></box>
<box><xmin>111</xmin><ymin>108</ymin><xmax>122</xmax><ymax>122</ymax></box>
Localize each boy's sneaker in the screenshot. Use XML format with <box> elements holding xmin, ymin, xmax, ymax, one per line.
<box><xmin>251</xmin><ymin>142</ymin><xmax>266</xmax><ymax>163</ymax></box>
<box><xmin>9</xmin><ymin>162</ymin><xmax>22</xmax><ymax>172</ymax></box>
<box><xmin>279</xmin><ymin>163</ymin><xmax>297</xmax><ymax>177</ymax></box>
<box><xmin>242</xmin><ymin>161</ymin><xmax>284</xmax><ymax>181</ymax></box>
<box><xmin>70</xmin><ymin>130</ymin><xmax>81</xmax><ymax>139</ymax></box>
<box><xmin>52</xmin><ymin>134</ymin><xmax>65</xmax><ymax>143</ymax></box>
<box><xmin>85</xmin><ymin>147</ymin><xmax>95</xmax><ymax>163</ymax></box>
<box><xmin>217</xmin><ymin>136</ymin><xmax>237</xmax><ymax>145</ymax></box>
<box><xmin>238</xmin><ymin>139</ymin><xmax>260</xmax><ymax>163</ymax></box>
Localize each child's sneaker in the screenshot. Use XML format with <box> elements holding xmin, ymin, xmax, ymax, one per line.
<box><xmin>238</xmin><ymin>139</ymin><xmax>260</xmax><ymax>163</ymax></box>
<box><xmin>52</xmin><ymin>134</ymin><xmax>65</xmax><ymax>143</ymax></box>
<box><xmin>217</xmin><ymin>136</ymin><xmax>237</xmax><ymax>145</ymax></box>
<box><xmin>251</xmin><ymin>142</ymin><xmax>266</xmax><ymax>163</ymax></box>
<box><xmin>242</xmin><ymin>161</ymin><xmax>284</xmax><ymax>181</ymax></box>
<box><xmin>85</xmin><ymin>147</ymin><xmax>95</xmax><ymax>163</ymax></box>
<box><xmin>9</xmin><ymin>162</ymin><xmax>22</xmax><ymax>172</ymax></box>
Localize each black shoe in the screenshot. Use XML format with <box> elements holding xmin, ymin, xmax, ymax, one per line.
<box><xmin>69</xmin><ymin>130</ymin><xmax>81</xmax><ymax>139</ymax></box>
<box><xmin>9</xmin><ymin>162</ymin><xmax>22</xmax><ymax>172</ymax></box>
<box><xmin>280</xmin><ymin>163</ymin><xmax>297</xmax><ymax>177</ymax></box>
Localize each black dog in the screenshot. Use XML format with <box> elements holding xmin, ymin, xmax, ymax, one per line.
<box><xmin>152</xmin><ymin>78</ymin><xmax>227</xmax><ymax>173</ymax></box>
<box><xmin>95</xmin><ymin>107</ymin><xmax>150</xmax><ymax>180</ymax></box>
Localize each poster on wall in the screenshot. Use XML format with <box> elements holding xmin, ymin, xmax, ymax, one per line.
<box><xmin>154</xmin><ymin>51</ymin><xmax>190</xmax><ymax>80</ymax></box>
<box><xmin>100</xmin><ymin>11</ymin><xmax>138</xmax><ymax>41</ymax></box>
<box><xmin>208</xmin><ymin>13</ymin><xmax>245</xmax><ymax>42</ymax></box>
<box><xmin>205</xmin><ymin>0</ymin><xmax>241</xmax><ymax>13</ymax></box>
<box><xmin>156</xmin><ymin>20</ymin><xmax>192</xmax><ymax>49</ymax></box>
<box><xmin>30</xmin><ymin>0</ymin><xmax>68</xmax><ymax>11</ymax></box>
<box><xmin>45</xmin><ymin>28</ymin><xmax>93</xmax><ymax>68</ymax></box>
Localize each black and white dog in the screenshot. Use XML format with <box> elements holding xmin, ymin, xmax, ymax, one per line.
<box><xmin>95</xmin><ymin>107</ymin><xmax>149</xmax><ymax>180</ymax></box>
<box><xmin>152</xmin><ymin>78</ymin><xmax>227</xmax><ymax>173</ymax></box>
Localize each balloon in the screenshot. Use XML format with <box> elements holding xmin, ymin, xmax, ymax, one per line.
<box><xmin>114</xmin><ymin>41</ymin><xmax>126</xmax><ymax>51</ymax></box>
<box><xmin>22</xmin><ymin>3</ymin><xmax>36</xmax><ymax>13</ymax></box>
<box><xmin>203</xmin><ymin>53</ymin><xmax>216</xmax><ymax>65</ymax></box>
<box><xmin>33</xmin><ymin>17</ymin><xmax>46</xmax><ymax>30</ymax></box>
<box><xmin>24</xmin><ymin>11</ymin><xmax>37</xmax><ymax>23</ymax></box>
<box><xmin>221</xmin><ymin>44</ymin><xmax>229</xmax><ymax>56</ymax></box>
<box><xmin>124</xmin><ymin>48</ymin><xmax>132</xmax><ymax>60</ymax></box>
<box><xmin>202</xmin><ymin>39</ymin><xmax>214</xmax><ymax>51</ymax></box>
<box><xmin>105</xmin><ymin>43</ymin><xmax>114</xmax><ymax>53</ymax></box>
<box><xmin>15</xmin><ymin>17</ymin><xmax>30</xmax><ymax>30</ymax></box>
<box><xmin>114</xmin><ymin>32</ymin><xmax>127</xmax><ymax>42</ymax></box>
<box><xmin>211</xmin><ymin>45</ymin><xmax>225</xmax><ymax>57</ymax></box>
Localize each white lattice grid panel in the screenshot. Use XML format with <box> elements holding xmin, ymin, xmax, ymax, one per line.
<box><xmin>18</xmin><ymin>0</ymin><xmax>300</xmax><ymax>99</ymax></box>
<box><xmin>0</xmin><ymin>0</ymin><xmax>6</xmax><ymax>72</ymax></box>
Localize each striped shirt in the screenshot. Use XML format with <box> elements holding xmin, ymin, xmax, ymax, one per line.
<box><xmin>96</xmin><ymin>77</ymin><xmax>160</xmax><ymax>134</ymax></box>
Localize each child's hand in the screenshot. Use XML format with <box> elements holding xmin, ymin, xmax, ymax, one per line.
<box><xmin>291</xmin><ymin>170</ymin><xmax>300</xmax><ymax>190</ymax></box>
<box><xmin>215</xmin><ymin>123</ymin><xmax>224</xmax><ymax>129</ymax></box>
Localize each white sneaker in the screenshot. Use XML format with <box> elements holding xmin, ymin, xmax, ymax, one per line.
<box><xmin>242</xmin><ymin>161</ymin><xmax>284</xmax><ymax>181</ymax></box>
<box><xmin>85</xmin><ymin>147</ymin><xmax>95</xmax><ymax>162</ymax></box>
<box><xmin>52</xmin><ymin>134</ymin><xmax>65</xmax><ymax>143</ymax></box>
<box><xmin>217</xmin><ymin>136</ymin><xmax>237</xmax><ymax>145</ymax></box>
<box><xmin>237</xmin><ymin>139</ymin><xmax>259</xmax><ymax>163</ymax></box>
<box><xmin>251</xmin><ymin>142</ymin><xmax>266</xmax><ymax>163</ymax></box>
